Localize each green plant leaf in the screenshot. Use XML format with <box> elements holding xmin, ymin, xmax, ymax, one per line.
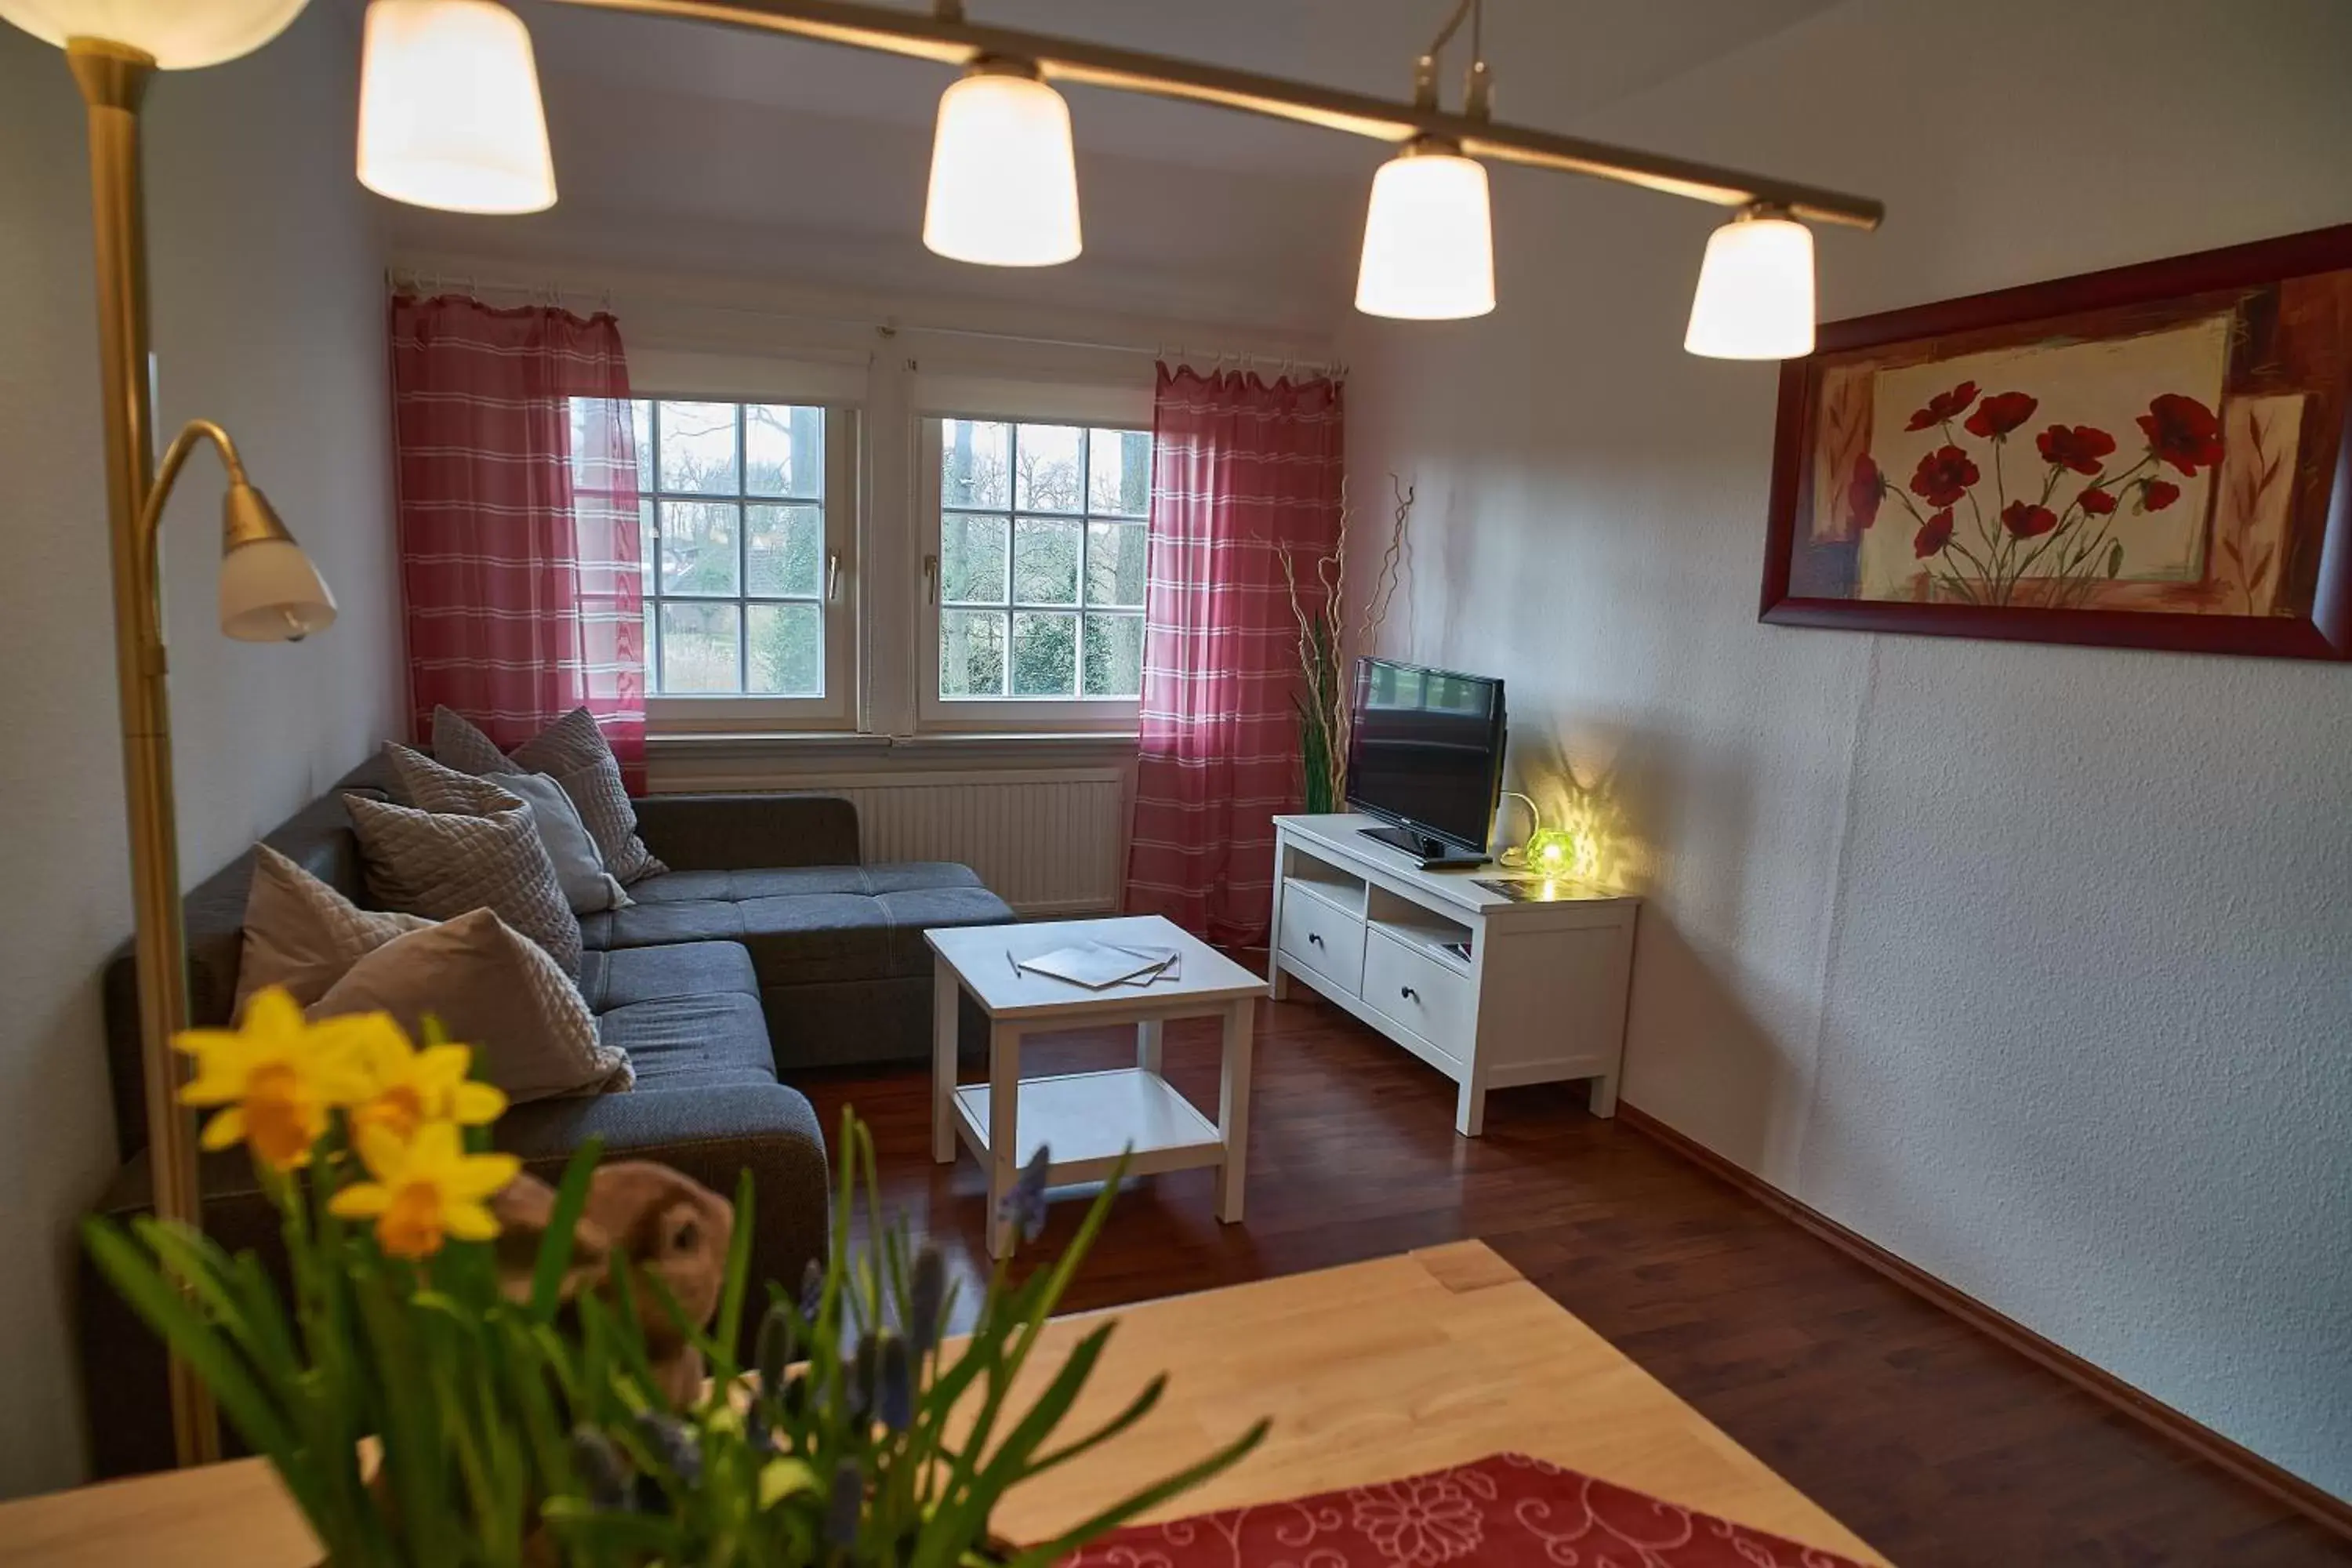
<box><xmin>999</xmin><ymin>1417</ymin><xmax>1272</xmax><ymax>1568</ymax></box>
<box><xmin>713</xmin><ymin>1165</ymin><xmax>757</xmax><ymax>1374</ymax></box>
<box><xmin>759</xmin><ymin>1455</ymin><xmax>819</xmax><ymax>1508</ymax></box>
<box><xmin>531</xmin><ymin>1138</ymin><xmax>604</xmax><ymax>1322</ymax></box>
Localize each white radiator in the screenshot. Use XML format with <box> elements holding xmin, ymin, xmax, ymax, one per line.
<box><xmin>804</xmin><ymin>768</ymin><xmax>1127</xmax><ymax>916</ymax></box>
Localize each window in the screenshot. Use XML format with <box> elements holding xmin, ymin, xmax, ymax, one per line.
<box><xmin>632</xmin><ymin>397</ymin><xmax>853</xmax><ymax>717</ymax></box>
<box><xmin>927</xmin><ymin>418</ymin><xmax>1150</xmax><ymax>714</ymax></box>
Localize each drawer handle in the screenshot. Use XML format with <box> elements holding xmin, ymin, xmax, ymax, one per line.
<box><xmin>1307</xmin><ymin>932</ymin><xmax>1325</xmax><ymax>948</ymax></box>
<box><xmin>1400</xmin><ymin>985</ymin><xmax>1419</xmax><ymax>1002</ymax></box>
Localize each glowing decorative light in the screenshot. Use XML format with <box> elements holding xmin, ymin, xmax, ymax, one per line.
<box><xmin>923</xmin><ymin>60</ymin><xmax>1083</xmax><ymax>267</ymax></box>
<box><xmin>1355</xmin><ymin>139</ymin><xmax>1495</xmax><ymax>321</ymax></box>
<box><xmin>358</xmin><ymin>0</ymin><xmax>556</xmax><ymax>215</ymax></box>
<box><xmin>1683</xmin><ymin>206</ymin><xmax>1815</xmax><ymax>360</ymax></box>
<box><xmin>1523</xmin><ymin>828</ymin><xmax>1579</xmax><ymax>880</ymax></box>
<box><xmin>0</xmin><ymin>0</ymin><xmax>308</xmax><ymax>68</ymax></box>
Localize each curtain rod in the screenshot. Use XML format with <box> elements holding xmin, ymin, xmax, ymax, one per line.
<box><xmin>383</xmin><ymin>268</ymin><xmax>1345</xmax><ymax>378</ymax></box>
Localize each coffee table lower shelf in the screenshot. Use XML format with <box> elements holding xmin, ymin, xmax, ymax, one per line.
<box><xmin>951</xmin><ymin>1068</ymin><xmax>1227</xmax><ymax>1186</ymax></box>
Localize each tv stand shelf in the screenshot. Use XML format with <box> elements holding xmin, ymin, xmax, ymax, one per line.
<box><xmin>1271</xmin><ymin>814</ymin><xmax>1639</xmax><ymax>1135</ymax></box>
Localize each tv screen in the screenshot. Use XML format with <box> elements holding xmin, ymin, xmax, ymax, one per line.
<box><xmin>1345</xmin><ymin>658</ymin><xmax>1506</xmax><ymax>853</ymax></box>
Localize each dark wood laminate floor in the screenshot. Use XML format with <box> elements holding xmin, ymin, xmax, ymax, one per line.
<box><xmin>798</xmin><ymin>988</ymin><xmax>2348</xmax><ymax>1567</ymax></box>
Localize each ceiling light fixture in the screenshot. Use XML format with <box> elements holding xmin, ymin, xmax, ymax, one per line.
<box><xmin>1356</xmin><ymin>137</ymin><xmax>1494</xmax><ymax>320</ymax></box>
<box><xmin>923</xmin><ymin>57</ymin><xmax>1083</xmax><ymax>267</ymax></box>
<box><xmin>1683</xmin><ymin>205</ymin><xmax>1817</xmax><ymax>361</ymax></box>
<box><xmin>357</xmin><ymin>0</ymin><xmax>557</xmax><ymax>214</ymax></box>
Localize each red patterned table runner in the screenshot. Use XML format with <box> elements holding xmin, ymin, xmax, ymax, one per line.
<box><xmin>1059</xmin><ymin>1452</ymin><xmax>1873</xmax><ymax>1567</ymax></box>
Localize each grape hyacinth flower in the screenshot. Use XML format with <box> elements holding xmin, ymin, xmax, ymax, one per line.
<box><xmin>569</xmin><ymin>1426</ymin><xmax>630</xmax><ymax>1512</ymax></box>
<box><xmin>877</xmin><ymin>1330</ymin><xmax>913</xmax><ymax>1432</ymax></box>
<box><xmin>1000</xmin><ymin>1144</ymin><xmax>1052</xmax><ymax>1243</ymax></box>
<box><xmin>908</xmin><ymin>1242</ymin><xmax>947</xmax><ymax>1355</ymax></box>
<box><xmin>825</xmin><ymin>1459</ymin><xmax>863</xmax><ymax>1548</ymax></box>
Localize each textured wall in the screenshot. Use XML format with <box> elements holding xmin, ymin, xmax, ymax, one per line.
<box><xmin>1341</xmin><ymin>0</ymin><xmax>2352</xmax><ymax>1502</ymax></box>
<box><xmin>0</xmin><ymin>9</ymin><xmax>401</xmax><ymax>1496</ymax></box>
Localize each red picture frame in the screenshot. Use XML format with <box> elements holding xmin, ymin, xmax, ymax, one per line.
<box><xmin>1761</xmin><ymin>223</ymin><xmax>2352</xmax><ymax>659</ymax></box>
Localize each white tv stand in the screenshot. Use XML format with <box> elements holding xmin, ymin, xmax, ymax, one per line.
<box><xmin>1269</xmin><ymin>814</ymin><xmax>1638</xmax><ymax>1135</ymax></box>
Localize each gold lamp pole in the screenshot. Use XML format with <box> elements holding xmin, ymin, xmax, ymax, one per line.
<box><xmin>0</xmin><ymin>0</ymin><xmax>336</xmax><ymax>1468</ymax></box>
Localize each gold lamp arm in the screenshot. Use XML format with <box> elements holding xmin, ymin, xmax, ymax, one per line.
<box><xmin>133</xmin><ymin>419</ymin><xmax>247</xmax><ymax>653</ymax></box>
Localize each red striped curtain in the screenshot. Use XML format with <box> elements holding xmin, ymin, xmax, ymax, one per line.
<box><xmin>1124</xmin><ymin>365</ymin><xmax>1345</xmax><ymax>946</ymax></box>
<box><xmin>389</xmin><ymin>294</ymin><xmax>647</xmax><ymax>788</ymax></box>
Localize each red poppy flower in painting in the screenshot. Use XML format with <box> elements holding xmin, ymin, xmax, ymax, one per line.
<box><xmin>2002</xmin><ymin>500</ymin><xmax>2059</xmax><ymax>539</ymax></box>
<box><xmin>1964</xmin><ymin>390</ymin><xmax>2040</xmax><ymax>440</ymax></box>
<box><xmin>2136</xmin><ymin>394</ymin><xmax>2224</xmax><ymax>476</ymax></box>
<box><xmin>2078</xmin><ymin>488</ymin><xmax>2118</xmax><ymax>516</ymax></box>
<box><xmin>1910</xmin><ymin>445</ymin><xmax>1980</xmax><ymax>507</ymax></box>
<box><xmin>1905</xmin><ymin>380</ymin><xmax>1980</xmax><ymax>432</ymax></box>
<box><xmin>1914</xmin><ymin>508</ymin><xmax>1955</xmax><ymax>558</ymax></box>
<box><xmin>2036</xmin><ymin>423</ymin><xmax>2118</xmax><ymax>475</ymax></box>
<box><xmin>1846</xmin><ymin>455</ymin><xmax>1884</xmax><ymax>531</ymax></box>
<box><xmin>2143</xmin><ymin>479</ymin><xmax>2182</xmax><ymax>510</ymax></box>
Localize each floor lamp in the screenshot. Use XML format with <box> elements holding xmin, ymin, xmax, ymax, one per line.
<box><xmin>1</xmin><ymin>0</ymin><xmax>336</xmax><ymax>1468</ymax></box>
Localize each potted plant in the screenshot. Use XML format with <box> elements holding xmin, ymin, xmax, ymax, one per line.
<box><xmin>86</xmin><ymin>989</ymin><xmax>1266</xmax><ymax>1565</ymax></box>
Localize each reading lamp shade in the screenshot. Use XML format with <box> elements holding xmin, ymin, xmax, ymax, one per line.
<box><xmin>1355</xmin><ymin>141</ymin><xmax>1495</xmax><ymax>321</ymax></box>
<box><xmin>1684</xmin><ymin>209</ymin><xmax>1815</xmax><ymax>360</ymax></box>
<box><xmin>219</xmin><ymin>486</ymin><xmax>336</xmax><ymax>642</ymax></box>
<box><xmin>358</xmin><ymin>0</ymin><xmax>556</xmax><ymax>215</ymax></box>
<box><xmin>924</xmin><ymin>65</ymin><xmax>1083</xmax><ymax>267</ymax></box>
<box><xmin>0</xmin><ymin>0</ymin><xmax>308</xmax><ymax>67</ymax></box>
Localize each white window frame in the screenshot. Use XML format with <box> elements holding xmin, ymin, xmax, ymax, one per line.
<box><xmin>632</xmin><ymin>352</ymin><xmax>864</xmax><ymax>735</ymax></box>
<box><xmin>913</xmin><ymin>378</ymin><xmax>1152</xmax><ymax>735</ymax></box>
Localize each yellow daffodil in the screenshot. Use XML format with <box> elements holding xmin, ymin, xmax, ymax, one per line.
<box><xmin>340</xmin><ymin>1014</ymin><xmax>507</xmax><ymax>1144</ymax></box>
<box><xmin>175</xmin><ymin>987</ymin><xmax>373</xmax><ymax>1171</ymax></box>
<box><xmin>328</xmin><ymin>1120</ymin><xmax>521</xmax><ymax>1260</ymax></box>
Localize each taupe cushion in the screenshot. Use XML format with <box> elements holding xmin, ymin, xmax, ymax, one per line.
<box><xmin>345</xmin><ymin>780</ymin><xmax>583</xmax><ymax>976</ymax></box>
<box><xmin>310</xmin><ymin>909</ymin><xmax>630</xmax><ymax>1102</ymax></box>
<box><xmin>434</xmin><ymin>706</ymin><xmax>666</xmax><ymax>885</ymax></box>
<box><xmin>234</xmin><ymin>844</ymin><xmax>434</xmax><ymax>1014</ymax></box>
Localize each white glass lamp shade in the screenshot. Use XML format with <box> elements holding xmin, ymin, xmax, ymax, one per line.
<box><xmin>1683</xmin><ymin>210</ymin><xmax>1816</xmax><ymax>360</ymax></box>
<box><xmin>221</xmin><ymin>538</ymin><xmax>336</xmax><ymax>641</ymax></box>
<box><xmin>0</xmin><ymin>0</ymin><xmax>307</xmax><ymax>67</ymax></box>
<box><xmin>1355</xmin><ymin>142</ymin><xmax>1496</xmax><ymax>321</ymax></box>
<box><xmin>923</xmin><ymin>66</ymin><xmax>1082</xmax><ymax>267</ymax></box>
<box><xmin>358</xmin><ymin>0</ymin><xmax>556</xmax><ymax>215</ymax></box>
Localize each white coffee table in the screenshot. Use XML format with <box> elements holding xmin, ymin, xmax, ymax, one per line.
<box><xmin>926</xmin><ymin>915</ymin><xmax>1269</xmax><ymax>1257</ymax></box>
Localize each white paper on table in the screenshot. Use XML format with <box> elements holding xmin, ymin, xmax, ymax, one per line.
<box><xmin>1014</xmin><ymin>941</ymin><xmax>1170</xmax><ymax>989</ymax></box>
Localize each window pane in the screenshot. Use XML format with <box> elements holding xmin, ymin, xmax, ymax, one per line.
<box><xmin>940</xmin><ymin>609</ymin><xmax>1006</xmax><ymax>696</ymax></box>
<box><xmin>941</xmin><ymin>513</ymin><xmax>1008</xmax><ymax>604</ymax></box>
<box><xmin>658</xmin><ymin>401</ymin><xmax>739</xmax><ymax>494</ymax></box>
<box><xmin>942</xmin><ymin>419</ymin><xmax>1010</xmax><ymax>508</ymax></box>
<box><xmin>747</xmin><ymin>602</ymin><xmax>822</xmax><ymax>695</ymax></box>
<box><xmin>1088</xmin><ymin>426</ymin><xmax>1150</xmax><ymax>516</ymax></box>
<box><xmin>1083</xmin><ymin>612</ymin><xmax>1144</xmax><ymax>696</ymax></box>
<box><xmin>746</xmin><ymin>404</ymin><xmax>823</xmax><ymax>498</ymax></box>
<box><xmin>1014</xmin><ymin>517</ymin><xmax>1081</xmax><ymax>604</ymax></box>
<box><xmin>659</xmin><ymin>502</ymin><xmax>739</xmax><ymax>596</ymax></box>
<box><xmin>632</xmin><ymin>399</ymin><xmax>653</xmax><ymax>467</ymax></box>
<box><xmin>1014</xmin><ymin>423</ymin><xmax>1084</xmax><ymax>512</ymax></box>
<box><xmin>642</xmin><ymin>601</ymin><xmax>658</xmax><ymax>688</ymax></box>
<box><xmin>1085</xmin><ymin>521</ymin><xmax>1147</xmax><ymax>607</ymax></box>
<box><xmin>1011</xmin><ymin>611</ymin><xmax>1078</xmax><ymax>695</ymax></box>
<box><xmin>659</xmin><ymin>601</ymin><xmax>740</xmax><ymax>693</ymax></box>
<box><xmin>638</xmin><ymin>496</ymin><xmax>658</xmax><ymax>575</ymax></box>
<box><xmin>747</xmin><ymin>504</ymin><xmax>822</xmax><ymax>597</ymax></box>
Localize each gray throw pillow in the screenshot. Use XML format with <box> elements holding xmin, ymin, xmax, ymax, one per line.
<box><xmin>379</xmin><ymin>740</ymin><xmax>629</xmax><ymax>916</ymax></box>
<box><xmin>433</xmin><ymin>706</ymin><xmax>666</xmax><ymax>886</ymax></box>
<box><xmin>344</xmin><ymin>775</ymin><xmax>584</xmax><ymax>976</ymax></box>
<box><xmin>310</xmin><ymin>908</ymin><xmax>630</xmax><ymax>1102</ymax></box>
<box><xmin>488</xmin><ymin>771</ymin><xmax>631</xmax><ymax>915</ymax></box>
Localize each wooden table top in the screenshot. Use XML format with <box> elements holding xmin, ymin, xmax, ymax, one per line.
<box><xmin>0</xmin><ymin>1241</ymin><xmax>1886</xmax><ymax>1566</ymax></box>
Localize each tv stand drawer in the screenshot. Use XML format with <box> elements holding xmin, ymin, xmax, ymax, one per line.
<box><xmin>1279</xmin><ymin>883</ymin><xmax>1365</xmax><ymax>995</ymax></box>
<box><xmin>1362</xmin><ymin>927</ymin><xmax>1472</xmax><ymax>1063</ymax></box>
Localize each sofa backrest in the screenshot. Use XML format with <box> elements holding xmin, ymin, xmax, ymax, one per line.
<box><xmin>100</xmin><ymin>750</ymin><xmax>398</xmax><ymax>1163</ymax></box>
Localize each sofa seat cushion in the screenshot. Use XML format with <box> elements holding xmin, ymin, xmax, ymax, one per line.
<box><xmin>578</xmin><ymin>940</ymin><xmax>760</xmax><ymax>1012</ymax></box>
<box><xmin>579</xmin><ymin>863</ymin><xmax>1012</xmax><ymax>986</ymax></box>
<box><xmin>598</xmin><ymin>991</ymin><xmax>777</xmax><ymax>1092</ymax></box>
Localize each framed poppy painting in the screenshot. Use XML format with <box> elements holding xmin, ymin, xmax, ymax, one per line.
<box><xmin>1761</xmin><ymin>223</ymin><xmax>2352</xmax><ymax>659</ymax></box>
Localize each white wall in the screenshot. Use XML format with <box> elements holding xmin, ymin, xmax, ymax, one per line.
<box><xmin>1341</xmin><ymin>0</ymin><xmax>2352</xmax><ymax>1503</ymax></box>
<box><xmin>0</xmin><ymin>9</ymin><xmax>401</xmax><ymax>1497</ymax></box>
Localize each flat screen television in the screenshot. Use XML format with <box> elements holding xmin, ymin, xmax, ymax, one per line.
<box><xmin>1345</xmin><ymin>657</ymin><xmax>1507</xmax><ymax>864</ymax></box>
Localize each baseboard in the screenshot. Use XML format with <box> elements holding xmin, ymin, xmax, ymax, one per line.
<box><xmin>1616</xmin><ymin>1102</ymin><xmax>2352</xmax><ymax>1544</ymax></box>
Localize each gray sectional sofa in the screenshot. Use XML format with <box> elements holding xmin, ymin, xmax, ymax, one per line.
<box><xmin>82</xmin><ymin>750</ymin><xmax>1013</xmax><ymax>1476</ymax></box>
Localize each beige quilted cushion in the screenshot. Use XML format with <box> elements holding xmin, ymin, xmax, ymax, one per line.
<box><xmin>235</xmin><ymin>844</ymin><xmax>435</xmax><ymax>1014</ymax></box>
<box><xmin>310</xmin><ymin>909</ymin><xmax>630</xmax><ymax>1101</ymax></box>
<box><xmin>344</xmin><ymin>779</ymin><xmax>583</xmax><ymax>976</ymax></box>
<box><xmin>433</xmin><ymin>706</ymin><xmax>666</xmax><ymax>885</ymax></box>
